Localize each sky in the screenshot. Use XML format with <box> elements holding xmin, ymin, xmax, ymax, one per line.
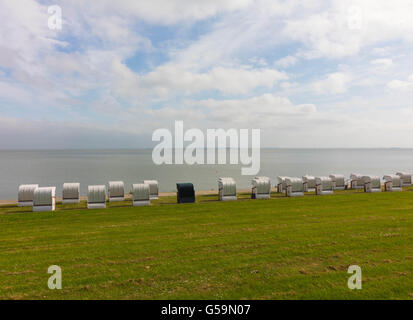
<box><xmin>0</xmin><ymin>0</ymin><xmax>413</xmax><ymax>149</ymax></box>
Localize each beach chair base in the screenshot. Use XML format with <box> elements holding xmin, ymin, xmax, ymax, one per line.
<box><xmin>365</xmin><ymin>189</ymin><xmax>381</xmax><ymax>193</ymax></box>
<box><xmin>253</xmin><ymin>193</ymin><xmax>270</xmax><ymax>199</ymax></box>
<box><xmin>109</xmin><ymin>197</ymin><xmax>124</xmax><ymax>202</ymax></box>
<box><xmin>18</xmin><ymin>201</ymin><xmax>33</xmax><ymax>207</ymax></box>
<box><xmin>220</xmin><ymin>196</ymin><xmax>237</xmax><ymax>201</ymax></box>
<box><xmin>316</xmin><ymin>190</ymin><xmax>334</xmax><ymax>196</ymax></box>
<box><xmin>87</xmin><ymin>203</ymin><xmax>106</xmax><ymax>209</ymax></box>
<box><xmin>33</xmin><ymin>205</ymin><xmax>55</xmax><ymax>212</ymax></box>
<box><xmin>133</xmin><ymin>200</ymin><xmax>150</xmax><ymax>206</ymax></box>
<box><xmin>385</xmin><ymin>187</ymin><xmax>402</xmax><ymax>192</ymax></box>
<box><xmin>286</xmin><ymin>192</ymin><xmax>304</xmax><ymax>197</ymax></box>
<box><xmin>62</xmin><ymin>199</ymin><xmax>80</xmax><ymax>204</ymax></box>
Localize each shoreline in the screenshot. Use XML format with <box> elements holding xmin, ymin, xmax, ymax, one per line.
<box><xmin>0</xmin><ymin>188</ymin><xmax>259</xmax><ymax>205</ymax></box>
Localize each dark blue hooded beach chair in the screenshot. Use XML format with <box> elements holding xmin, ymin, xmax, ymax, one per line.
<box><xmin>176</xmin><ymin>183</ymin><xmax>195</xmax><ymax>203</ymax></box>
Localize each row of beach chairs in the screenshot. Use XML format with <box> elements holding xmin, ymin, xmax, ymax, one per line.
<box><xmin>16</xmin><ymin>172</ymin><xmax>412</xmax><ymax>212</ymax></box>
<box><xmin>275</xmin><ymin>172</ymin><xmax>412</xmax><ymax>197</ymax></box>
<box><xmin>18</xmin><ymin>180</ymin><xmax>159</xmax><ymax>211</ymax></box>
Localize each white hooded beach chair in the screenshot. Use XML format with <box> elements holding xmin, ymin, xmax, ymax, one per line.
<box><xmin>87</xmin><ymin>185</ymin><xmax>106</xmax><ymax>209</ymax></box>
<box><xmin>143</xmin><ymin>180</ymin><xmax>159</xmax><ymax>200</ymax></box>
<box><xmin>383</xmin><ymin>174</ymin><xmax>402</xmax><ymax>192</ymax></box>
<box><xmin>285</xmin><ymin>177</ymin><xmax>304</xmax><ymax>197</ymax></box>
<box><xmin>329</xmin><ymin>174</ymin><xmax>346</xmax><ymax>190</ymax></box>
<box><xmin>62</xmin><ymin>183</ymin><xmax>80</xmax><ymax>204</ymax></box>
<box><xmin>108</xmin><ymin>181</ymin><xmax>125</xmax><ymax>202</ymax></box>
<box><xmin>277</xmin><ymin>176</ymin><xmax>288</xmax><ymax>193</ymax></box>
<box><xmin>396</xmin><ymin>172</ymin><xmax>412</xmax><ymax>186</ymax></box>
<box><xmin>18</xmin><ymin>184</ymin><xmax>39</xmax><ymax>207</ymax></box>
<box><xmin>350</xmin><ymin>173</ymin><xmax>365</xmax><ymax>189</ymax></box>
<box><xmin>315</xmin><ymin>177</ymin><xmax>334</xmax><ymax>195</ymax></box>
<box><xmin>302</xmin><ymin>175</ymin><xmax>316</xmax><ymax>192</ymax></box>
<box><xmin>251</xmin><ymin>176</ymin><xmax>271</xmax><ymax>199</ymax></box>
<box><xmin>132</xmin><ymin>183</ymin><xmax>150</xmax><ymax>206</ymax></box>
<box><xmin>218</xmin><ymin>177</ymin><xmax>237</xmax><ymax>201</ymax></box>
<box><xmin>361</xmin><ymin>176</ymin><xmax>382</xmax><ymax>193</ymax></box>
<box><xmin>33</xmin><ymin>187</ymin><xmax>56</xmax><ymax>212</ymax></box>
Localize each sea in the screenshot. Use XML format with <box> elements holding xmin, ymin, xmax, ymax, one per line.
<box><xmin>1</xmin><ymin>148</ymin><xmax>413</xmax><ymax>200</ymax></box>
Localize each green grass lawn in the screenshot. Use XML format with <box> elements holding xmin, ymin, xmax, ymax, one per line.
<box><xmin>1</xmin><ymin>188</ymin><xmax>413</xmax><ymax>300</ymax></box>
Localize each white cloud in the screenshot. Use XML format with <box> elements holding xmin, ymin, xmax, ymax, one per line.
<box><xmin>387</xmin><ymin>74</ymin><xmax>413</xmax><ymax>90</ymax></box>
<box><xmin>192</xmin><ymin>94</ymin><xmax>317</xmax><ymax>126</ymax></box>
<box><xmin>285</xmin><ymin>1</ymin><xmax>413</xmax><ymax>59</ymax></box>
<box><xmin>166</xmin><ymin>0</ymin><xmax>307</xmax><ymax>70</ymax></box>
<box><xmin>370</xmin><ymin>58</ymin><xmax>393</xmax><ymax>70</ymax></box>
<box><xmin>275</xmin><ymin>55</ymin><xmax>298</xmax><ymax>68</ymax></box>
<box><xmin>80</xmin><ymin>0</ymin><xmax>254</xmax><ymax>25</ymax></box>
<box><xmin>144</xmin><ymin>66</ymin><xmax>287</xmax><ymax>95</ymax></box>
<box><xmin>372</xmin><ymin>47</ymin><xmax>392</xmax><ymax>56</ymax></box>
<box><xmin>0</xmin><ymin>1</ymin><xmax>65</xmax><ymax>78</ymax></box>
<box><xmin>312</xmin><ymin>72</ymin><xmax>353</xmax><ymax>95</ymax></box>
<box><xmin>112</xmin><ymin>63</ymin><xmax>288</xmax><ymax>99</ymax></box>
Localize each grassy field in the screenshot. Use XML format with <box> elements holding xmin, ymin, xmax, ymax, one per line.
<box><xmin>1</xmin><ymin>188</ymin><xmax>413</xmax><ymax>300</ymax></box>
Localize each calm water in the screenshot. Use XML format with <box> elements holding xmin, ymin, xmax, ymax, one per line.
<box><xmin>1</xmin><ymin>149</ymin><xmax>413</xmax><ymax>200</ymax></box>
